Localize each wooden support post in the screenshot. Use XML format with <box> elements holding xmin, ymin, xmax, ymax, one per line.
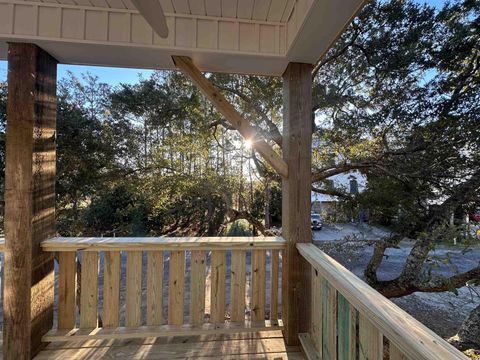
<box><xmin>4</xmin><ymin>43</ymin><xmax>57</xmax><ymax>359</ymax></box>
<box><xmin>282</xmin><ymin>62</ymin><xmax>313</xmax><ymax>345</ymax></box>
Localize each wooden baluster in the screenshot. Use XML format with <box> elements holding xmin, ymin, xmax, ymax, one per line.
<box><xmin>338</xmin><ymin>293</ymin><xmax>357</xmax><ymax>360</ymax></box>
<box><xmin>311</xmin><ymin>268</ymin><xmax>323</xmax><ymax>356</ymax></box>
<box><xmin>210</xmin><ymin>250</ymin><xmax>226</xmax><ymax>323</ymax></box>
<box><xmin>230</xmin><ymin>250</ymin><xmax>246</xmax><ymax>322</ymax></box>
<box><xmin>251</xmin><ymin>249</ymin><xmax>266</xmax><ymax>321</ymax></box>
<box><xmin>147</xmin><ymin>251</ymin><xmax>164</xmax><ymax>326</ymax></box>
<box><xmin>359</xmin><ymin>313</ymin><xmax>383</xmax><ymax>360</ymax></box>
<box><xmin>80</xmin><ymin>251</ymin><xmax>99</xmax><ymax>328</ymax></box>
<box><xmin>270</xmin><ymin>249</ymin><xmax>279</xmax><ymax>321</ymax></box>
<box><xmin>322</xmin><ymin>280</ymin><xmax>337</xmax><ymax>360</ymax></box>
<box><xmin>349</xmin><ymin>305</ymin><xmax>358</xmax><ymax>359</ymax></box>
<box><xmin>168</xmin><ymin>250</ymin><xmax>185</xmax><ymax>325</ymax></box>
<box><xmin>390</xmin><ymin>343</ymin><xmax>408</xmax><ymax>360</ymax></box>
<box><xmin>189</xmin><ymin>251</ymin><xmax>206</xmax><ymax>325</ymax></box>
<box><xmin>126</xmin><ymin>251</ymin><xmax>143</xmax><ymax>327</ymax></box>
<box><xmin>103</xmin><ymin>251</ymin><xmax>121</xmax><ymax>327</ymax></box>
<box><xmin>58</xmin><ymin>251</ymin><xmax>76</xmax><ymax>330</ymax></box>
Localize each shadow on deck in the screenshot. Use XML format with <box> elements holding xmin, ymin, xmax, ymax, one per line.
<box><xmin>33</xmin><ymin>331</ymin><xmax>304</xmax><ymax>359</ymax></box>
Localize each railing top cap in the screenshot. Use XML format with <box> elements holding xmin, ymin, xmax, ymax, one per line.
<box><xmin>297</xmin><ymin>243</ymin><xmax>468</xmax><ymax>360</ymax></box>
<box><xmin>41</xmin><ymin>236</ymin><xmax>286</xmax><ymax>251</ymax></box>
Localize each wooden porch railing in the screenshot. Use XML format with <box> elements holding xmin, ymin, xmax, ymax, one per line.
<box><xmin>297</xmin><ymin>243</ymin><xmax>468</xmax><ymax>360</ymax></box>
<box><xmin>41</xmin><ymin>236</ymin><xmax>285</xmax><ymax>342</ymax></box>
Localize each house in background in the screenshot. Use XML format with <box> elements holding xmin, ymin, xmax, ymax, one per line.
<box><xmin>312</xmin><ymin>171</ymin><xmax>367</xmax><ymax>222</ymax></box>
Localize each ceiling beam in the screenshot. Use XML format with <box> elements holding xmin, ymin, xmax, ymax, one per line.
<box><xmin>172</xmin><ymin>56</ymin><xmax>288</xmax><ymax>178</ymax></box>
<box><xmin>130</xmin><ymin>0</ymin><xmax>169</xmax><ymax>38</ymax></box>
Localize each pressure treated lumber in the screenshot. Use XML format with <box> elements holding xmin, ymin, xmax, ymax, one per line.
<box><xmin>310</xmin><ymin>268</ymin><xmax>322</xmax><ymax>356</ymax></box>
<box><xmin>297</xmin><ymin>243</ymin><xmax>468</xmax><ymax>360</ymax></box>
<box><xmin>125</xmin><ymin>251</ymin><xmax>143</xmax><ymax>327</ymax></box>
<box><xmin>103</xmin><ymin>251</ymin><xmax>121</xmax><ymax>327</ymax></box>
<box><xmin>390</xmin><ymin>344</ymin><xmax>408</xmax><ymax>360</ymax></box>
<box><xmin>79</xmin><ymin>252</ymin><xmax>99</xmax><ymax>328</ymax></box>
<box><xmin>4</xmin><ymin>42</ymin><xmax>58</xmax><ymax>359</ymax></box>
<box><xmin>172</xmin><ymin>56</ymin><xmax>288</xmax><ymax>178</ymax></box>
<box><xmin>38</xmin><ymin>331</ymin><xmax>303</xmax><ymax>360</ymax></box>
<box><xmin>147</xmin><ymin>251</ymin><xmax>164</xmax><ymax>326</ymax></box>
<box><xmin>231</xmin><ymin>250</ymin><xmax>247</xmax><ymax>322</ymax></box>
<box><xmin>58</xmin><ymin>252</ymin><xmax>76</xmax><ymax>330</ymax></box>
<box><xmin>43</xmin><ymin>320</ymin><xmax>283</xmax><ymax>342</ymax></box>
<box><xmin>210</xmin><ymin>250</ymin><xmax>227</xmax><ymax>323</ymax></box>
<box><xmin>282</xmin><ymin>62</ymin><xmax>313</xmax><ymax>345</ymax></box>
<box><xmin>321</xmin><ymin>280</ymin><xmax>337</xmax><ymax>360</ymax></box>
<box><xmin>338</xmin><ymin>293</ymin><xmax>356</xmax><ymax>360</ymax></box>
<box><xmin>42</xmin><ymin>236</ymin><xmax>286</xmax><ymax>251</ymax></box>
<box><xmin>168</xmin><ymin>251</ymin><xmax>185</xmax><ymax>325</ymax></box>
<box><xmin>270</xmin><ymin>250</ymin><xmax>279</xmax><ymax>320</ymax></box>
<box><xmin>359</xmin><ymin>313</ymin><xmax>382</xmax><ymax>360</ymax></box>
<box><xmin>38</xmin><ymin>330</ymin><xmax>303</xmax><ymax>360</ymax></box>
<box><xmin>189</xmin><ymin>250</ymin><xmax>206</xmax><ymax>325</ymax></box>
<box><xmin>252</xmin><ymin>250</ymin><xmax>267</xmax><ymax>321</ymax></box>
<box><xmin>298</xmin><ymin>333</ymin><xmax>321</xmax><ymax>360</ymax></box>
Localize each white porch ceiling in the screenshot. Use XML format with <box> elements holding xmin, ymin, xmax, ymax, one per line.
<box><xmin>18</xmin><ymin>0</ymin><xmax>295</xmax><ymax>22</ymax></box>
<box><xmin>1</xmin><ymin>0</ymin><xmax>366</xmax><ymax>75</ymax></box>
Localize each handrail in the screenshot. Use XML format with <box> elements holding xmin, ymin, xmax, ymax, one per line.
<box><xmin>44</xmin><ymin>235</ymin><xmax>285</xmax><ymax>342</ymax></box>
<box><xmin>41</xmin><ymin>236</ymin><xmax>286</xmax><ymax>251</ymax></box>
<box><xmin>297</xmin><ymin>243</ymin><xmax>467</xmax><ymax>360</ymax></box>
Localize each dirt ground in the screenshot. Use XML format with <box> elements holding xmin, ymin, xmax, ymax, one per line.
<box><xmin>314</xmin><ymin>223</ymin><xmax>480</xmax><ymax>339</ymax></box>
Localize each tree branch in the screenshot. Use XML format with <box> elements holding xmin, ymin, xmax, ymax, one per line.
<box><xmin>311</xmin><ymin>185</ymin><xmax>351</xmax><ymax>199</ymax></box>
<box><xmin>312</xmin><ymin>162</ymin><xmax>373</xmax><ymax>183</ymax></box>
<box><xmin>214</xmin><ymin>83</ymin><xmax>283</xmax><ymax>147</ymax></box>
<box><xmin>226</xmin><ymin>208</ymin><xmax>278</xmax><ymax>236</ymax></box>
<box><xmin>372</xmin><ymin>266</ymin><xmax>480</xmax><ymax>298</ymax></box>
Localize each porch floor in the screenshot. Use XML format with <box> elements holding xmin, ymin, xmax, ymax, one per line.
<box><xmin>32</xmin><ymin>330</ymin><xmax>305</xmax><ymax>359</ymax></box>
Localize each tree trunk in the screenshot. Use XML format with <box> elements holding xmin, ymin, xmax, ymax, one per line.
<box><xmin>265</xmin><ymin>182</ymin><xmax>271</xmax><ymax>229</ymax></box>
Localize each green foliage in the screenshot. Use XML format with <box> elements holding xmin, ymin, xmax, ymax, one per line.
<box><xmin>147</xmin><ymin>174</ymin><xmax>231</xmax><ymax>236</ymax></box>
<box><xmin>250</xmin><ymin>182</ymin><xmax>282</xmax><ymax>226</ymax></box>
<box><xmin>51</xmin><ymin>70</ymin><xmax>256</xmax><ymax>236</ymax></box>
<box><xmin>225</xmin><ymin>220</ymin><xmax>253</xmax><ymax>237</ymax></box>
<box><xmin>313</xmin><ymin>0</ymin><xmax>479</xmax><ymax>240</ymax></box>
<box><xmin>84</xmin><ymin>184</ymin><xmax>149</xmax><ymax>236</ymax></box>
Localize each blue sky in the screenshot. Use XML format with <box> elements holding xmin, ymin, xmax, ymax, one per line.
<box><xmin>0</xmin><ymin>63</ymin><xmax>152</xmax><ymax>86</ymax></box>
<box><xmin>0</xmin><ymin>0</ymin><xmax>447</xmax><ymax>86</ymax></box>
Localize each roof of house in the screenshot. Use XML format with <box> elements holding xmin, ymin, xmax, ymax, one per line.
<box><xmin>0</xmin><ymin>0</ymin><xmax>365</xmax><ymax>75</ymax></box>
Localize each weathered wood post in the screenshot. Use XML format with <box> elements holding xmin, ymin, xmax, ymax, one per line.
<box><xmin>282</xmin><ymin>62</ymin><xmax>313</xmax><ymax>345</ymax></box>
<box><xmin>4</xmin><ymin>43</ymin><xmax>57</xmax><ymax>359</ymax></box>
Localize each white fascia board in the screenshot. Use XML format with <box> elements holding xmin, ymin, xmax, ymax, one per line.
<box><xmin>286</xmin><ymin>0</ymin><xmax>366</xmax><ymax>64</ymax></box>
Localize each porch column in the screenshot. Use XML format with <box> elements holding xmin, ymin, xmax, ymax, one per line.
<box><xmin>282</xmin><ymin>62</ymin><xmax>313</xmax><ymax>345</ymax></box>
<box><xmin>4</xmin><ymin>43</ymin><xmax>57</xmax><ymax>359</ymax></box>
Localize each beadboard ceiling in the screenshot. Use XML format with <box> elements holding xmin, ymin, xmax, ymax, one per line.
<box><xmin>1</xmin><ymin>0</ymin><xmax>366</xmax><ymax>75</ymax></box>
<box><xmin>19</xmin><ymin>0</ymin><xmax>295</xmax><ymax>22</ymax></box>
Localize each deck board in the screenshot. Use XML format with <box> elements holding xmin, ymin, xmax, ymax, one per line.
<box><xmin>33</xmin><ymin>331</ymin><xmax>304</xmax><ymax>359</ymax></box>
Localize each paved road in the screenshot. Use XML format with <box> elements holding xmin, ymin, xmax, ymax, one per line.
<box><xmin>312</xmin><ymin>223</ymin><xmax>392</xmax><ymax>242</ymax></box>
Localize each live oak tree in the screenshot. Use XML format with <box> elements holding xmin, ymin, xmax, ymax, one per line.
<box><xmin>209</xmin><ymin>0</ymin><xmax>480</xmax><ymax>348</ymax></box>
